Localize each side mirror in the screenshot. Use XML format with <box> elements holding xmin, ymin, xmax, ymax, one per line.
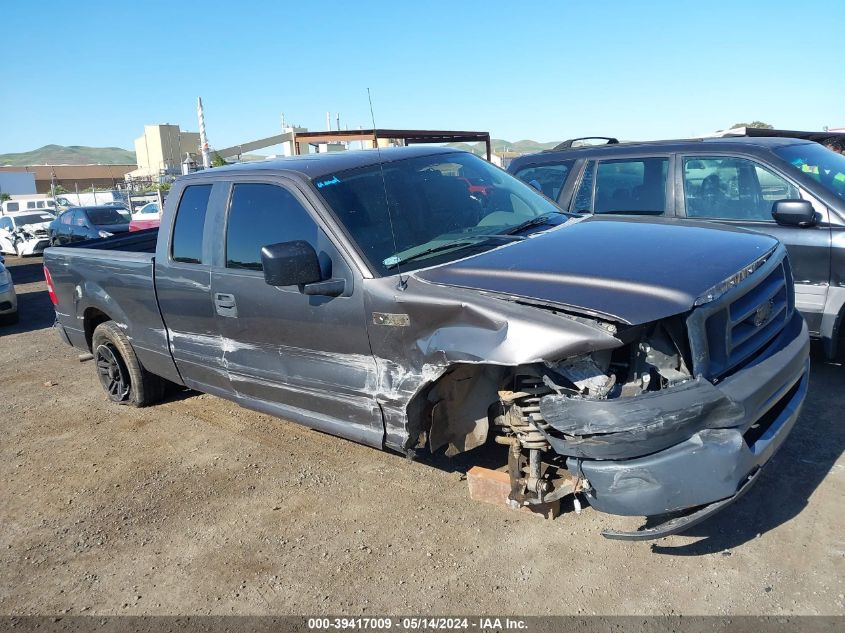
<box><xmin>771</xmin><ymin>199</ymin><xmax>817</xmax><ymax>227</ymax></box>
<box><xmin>261</xmin><ymin>240</ymin><xmax>321</xmax><ymax>286</ymax></box>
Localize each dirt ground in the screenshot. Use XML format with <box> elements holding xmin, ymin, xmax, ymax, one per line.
<box><xmin>1</xmin><ymin>255</ymin><xmax>843</xmax><ymax>616</ymax></box>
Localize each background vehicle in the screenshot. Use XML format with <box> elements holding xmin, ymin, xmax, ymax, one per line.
<box><xmin>509</xmin><ymin>136</ymin><xmax>845</xmax><ymax>357</ymax></box>
<box><xmin>127</xmin><ymin>193</ymin><xmax>160</xmax><ymax>214</ymax></box>
<box><xmin>132</xmin><ymin>202</ymin><xmax>160</xmax><ymax>218</ymax></box>
<box><xmin>1</xmin><ymin>197</ymin><xmax>56</xmax><ymax>215</ymax></box>
<box><xmin>0</xmin><ymin>211</ymin><xmax>56</xmax><ymax>256</ymax></box>
<box><xmin>48</xmin><ymin>205</ymin><xmax>130</xmax><ymax>245</ymax></box>
<box><xmin>43</xmin><ymin>147</ymin><xmax>809</xmax><ymax>540</ymax></box>
<box><xmin>0</xmin><ymin>256</ymin><xmax>18</xmax><ymax>325</ymax></box>
<box><xmin>129</xmin><ymin>202</ymin><xmax>161</xmax><ymax>232</ymax></box>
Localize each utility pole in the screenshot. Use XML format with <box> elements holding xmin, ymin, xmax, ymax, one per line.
<box><xmin>197</xmin><ymin>97</ymin><xmax>211</xmax><ymax>170</ymax></box>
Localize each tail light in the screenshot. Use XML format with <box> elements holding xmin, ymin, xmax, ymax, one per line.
<box><xmin>43</xmin><ymin>265</ymin><xmax>58</xmax><ymax>306</ymax></box>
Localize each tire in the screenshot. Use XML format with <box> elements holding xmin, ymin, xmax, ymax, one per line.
<box><xmin>91</xmin><ymin>321</ymin><xmax>165</xmax><ymax>406</ymax></box>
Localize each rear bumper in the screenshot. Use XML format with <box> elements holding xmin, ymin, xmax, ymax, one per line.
<box><xmin>549</xmin><ymin>313</ymin><xmax>810</xmax><ymax>518</ymax></box>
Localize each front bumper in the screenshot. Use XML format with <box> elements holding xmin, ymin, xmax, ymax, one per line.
<box><xmin>16</xmin><ymin>237</ymin><xmax>50</xmax><ymax>256</ymax></box>
<box><xmin>542</xmin><ymin>312</ymin><xmax>810</xmax><ymax>519</ymax></box>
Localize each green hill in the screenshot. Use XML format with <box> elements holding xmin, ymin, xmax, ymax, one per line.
<box><xmin>0</xmin><ymin>144</ymin><xmax>136</xmax><ymax>166</ymax></box>
<box><xmin>446</xmin><ymin>138</ymin><xmax>561</xmax><ymax>155</ymax></box>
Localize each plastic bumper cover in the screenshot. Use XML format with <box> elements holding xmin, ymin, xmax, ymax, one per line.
<box><xmin>550</xmin><ymin>313</ymin><xmax>810</xmax><ymax>519</ymax></box>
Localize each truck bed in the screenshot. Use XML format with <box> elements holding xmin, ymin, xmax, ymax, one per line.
<box><xmin>44</xmin><ymin>226</ymin><xmax>179</xmax><ymax>385</ymax></box>
<box><xmin>68</xmin><ymin>227</ymin><xmax>159</xmax><ymax>253</ymax></box>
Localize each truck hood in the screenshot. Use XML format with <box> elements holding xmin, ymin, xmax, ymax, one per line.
<box><xmin>414</xmin><ymin>216</ymin><xmax>779</xmax><ymax>325</ymax></box>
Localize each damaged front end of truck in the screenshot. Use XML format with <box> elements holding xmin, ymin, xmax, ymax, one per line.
<box><xmin>366</xmin><ymin>241</ymin><xmax>810</xmax><ymax>540</ymax></box>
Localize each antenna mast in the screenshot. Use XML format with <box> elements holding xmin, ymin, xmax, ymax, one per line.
<box><xmin>367</xmin><ymin>88</ymin><xmax>406</xmax><ymax>290</ymax></box>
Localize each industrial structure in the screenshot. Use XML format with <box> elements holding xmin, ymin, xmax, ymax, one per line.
<box><xmin>0</xmin><ymin>164</ymin><xmax>136</xmax><ymax>194</ymax></box>
<box><xmin>292</xmin><ymin>129</ymin><xmax>492</xmax><ymax>160</ymax></box>
<box><xmin>127</xmin><ymin>124</ymin><xmax>200</xmax><ymax>181</ymax></box>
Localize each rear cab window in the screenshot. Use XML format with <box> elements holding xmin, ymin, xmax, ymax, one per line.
<box><xmin>171</xmin><ymin>184</ymin><xmax>213</xmax><ymax>264</ymax></box>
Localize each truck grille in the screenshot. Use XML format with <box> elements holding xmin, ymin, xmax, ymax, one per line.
<box><xmin>688</xmin><ymin>247</ymin><xmax>794</xmax><ymax>380</ymax></box>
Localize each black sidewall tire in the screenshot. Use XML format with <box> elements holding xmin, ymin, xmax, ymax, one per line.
<box><xmin>91</xmin><ymin>321</ymin><xmax>165</xmax><ymax>407</ymax></box>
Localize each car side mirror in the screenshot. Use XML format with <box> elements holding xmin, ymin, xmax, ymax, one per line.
<box><xmin>261</xmin><ymin>241</ymin><xmax>322</xmax><ymax>287</ymax></box>
<box><xmin>771</xmin><ymin>199</ymin><xmax>817</xmax><ymax>227</ymax></box>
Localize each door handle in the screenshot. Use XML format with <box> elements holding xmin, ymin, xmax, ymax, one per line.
<box><xmin>214</xmin><ymin>292</ymin><xmax>238</xmax><ymax>318</ymax></box>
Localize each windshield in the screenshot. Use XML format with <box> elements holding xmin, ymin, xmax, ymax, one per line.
<box><xmin>87</xmin><ymin>208</ymin><xmax>130</xmax><ymax>225</ymax></box>
<box><xmin>14</xmin><ymin>213</ymin><xmax>54</xmax><ymax>226</ymax></box>
<box><xmin>313</xmin><ymin>152</ymin><xmax>565</xmax><ymax>275</ymax></box>
<box><xmin>774</xmin><ymin>143</ymin><xmax>845</xmax><ymax>202</ymax></box>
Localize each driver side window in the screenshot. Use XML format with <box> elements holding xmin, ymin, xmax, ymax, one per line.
<box><xmin>683</xmin><ymin>156</ymin><xmax>800</xmax><ymax>221</ymax></box>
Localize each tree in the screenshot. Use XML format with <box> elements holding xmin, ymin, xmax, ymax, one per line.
<box><xmin>211</xmin><ymin>151</ymin><xmax>228</xmax><ymax>168</ymax></box>
<box><xmin>731</xmin><ymin>121</ymin><xmax>774</xmax><ymax>130</ymax></box>
<box><xmin>52</xmin><ymin>185</ymin><xmax>68</xmax><ymax>196</ymax></box>
<box><xmin>0</xmin><ymin>192</ymin><xmax>10</xmax><ymax>202</ymax></box>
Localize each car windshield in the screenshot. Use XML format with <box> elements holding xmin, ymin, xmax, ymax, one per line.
<box><xmin>774</xmin><ymin>142</ymin><xmax>845</xmax><ymax>202</ymax></box>
<box><xmin>14</xmin><ymin>213</ymin><xmax>54</xmax><ymax>226</ymax></box>
<box><xmin>313</xmin><ymin>152</ymin><xmax>565</xmax><ymax>275</ymax></box>
<box><xmin>87</xmin><ymin>208</ymin><xmax>129</xmax><ymax>225</ymax></box>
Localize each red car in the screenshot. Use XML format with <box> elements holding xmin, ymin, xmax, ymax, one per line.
<box><xmin>129</xmin><ymin>202</ymin><xmax>161</xmax><ymax>232</ymax></box>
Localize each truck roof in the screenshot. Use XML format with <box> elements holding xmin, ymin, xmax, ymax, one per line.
<box><xmin>179</xmin><ymin>146</ymin><xmax>461</xmax><ymax>181</ymax></box>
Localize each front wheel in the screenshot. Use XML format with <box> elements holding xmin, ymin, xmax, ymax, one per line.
<box><xmin>92</xmin><ymin>321</ymin><xmax>165</xmax><ymax>406</ymax></box>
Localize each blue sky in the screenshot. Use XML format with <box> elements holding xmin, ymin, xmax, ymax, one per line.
<box><xmin>1</xmin><ymin>0</ymin><xmax>842</xmax><ymax>153</ymax></box>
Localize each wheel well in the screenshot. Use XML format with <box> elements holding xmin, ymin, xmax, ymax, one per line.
<box><xmin>405</xmin><ymin>363</ymin><xmax>510</xmax><ymax>455</ymax></box>
<box><xmin>84</xmin><ymin>308</ymin><xmax>112</xmax><ymax>351</ymax></box>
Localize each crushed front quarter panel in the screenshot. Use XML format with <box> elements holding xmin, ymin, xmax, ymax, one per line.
<box><xmin>362</xmin><ymin>275</ymin><xmax>624</xmax><ymax>451</ymax></box>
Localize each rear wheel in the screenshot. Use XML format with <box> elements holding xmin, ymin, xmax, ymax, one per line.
<box><xmin>92</xmin><ymin>321</ymin><xmax>165</xmax><ymax>406</ymax></box>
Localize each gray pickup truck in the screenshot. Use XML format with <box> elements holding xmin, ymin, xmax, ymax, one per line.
<box><xmin>44</xmin><ymin>146</ymin><xmax>810</xmax><ymax>539</ymax></box>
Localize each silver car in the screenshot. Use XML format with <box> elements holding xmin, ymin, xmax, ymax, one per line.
<box><xmin>0</xmin><ymin>257</ymin><xmax>18</xmax><ymax>325</ymax></box>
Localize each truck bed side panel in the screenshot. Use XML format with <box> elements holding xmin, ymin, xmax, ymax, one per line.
<box><xmin>45</xmin><ymin>247</ymin><xmax>182</xmax><ymax>384</ymax></box>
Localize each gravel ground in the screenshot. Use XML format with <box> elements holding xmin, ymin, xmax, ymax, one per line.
<box><xmin>1</xmin><ymin>255</ymin><xmax>843</xmax><ymax>616</ymax></box>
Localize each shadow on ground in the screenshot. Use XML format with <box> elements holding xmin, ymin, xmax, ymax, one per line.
<box><xmin>649</xmin><ymin>347</ymin><xmax>842</xmax><ymax>554</ymax></box>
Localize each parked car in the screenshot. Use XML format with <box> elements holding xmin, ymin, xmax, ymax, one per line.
<box><xmin>508</xmin><ymin>136</ymin><xmax>845</xmax><ymax>357</ymax></box>
<box><xmin>0</xmin><ymin>256</ymin><xmax>18</xmax><ymax>325</ymax></box>
<box><xmin>129</xmin><ymin>202</ymin><xmax>161</xmax><ymax>232</ymax></box>
<box><xmin>44</xmin><ymin>147</ymin><xmax>809</xmax><ymax>540</ymax></box>
<box><xmin>48</xmin><ymin>206</ymin><xmax>131</xmax><ymax>246</ymax></box>
<box><xmin>0</xmin><ymin>211</ymin><xmax>56</xmax><ymax>256</ymax></box>
<box><xmin>1</xmin><ymin>197</ymin><xmax>57</xmax><ymax>215</ymax></box>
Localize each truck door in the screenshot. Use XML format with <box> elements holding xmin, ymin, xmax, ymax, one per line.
<box><xmin>154</xmin><ymin>182</ymin><xmax>233</xmax><ymax>395</ymax></box>
<box><xmin>208</xmin><ymin>178</ymin><xmax>383</xmax><ymax>447</ymax></box>
<box><xmin>678</xmin><ymin>154</ymin><xmax>831</xmax><ymax>334</ymax></box>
